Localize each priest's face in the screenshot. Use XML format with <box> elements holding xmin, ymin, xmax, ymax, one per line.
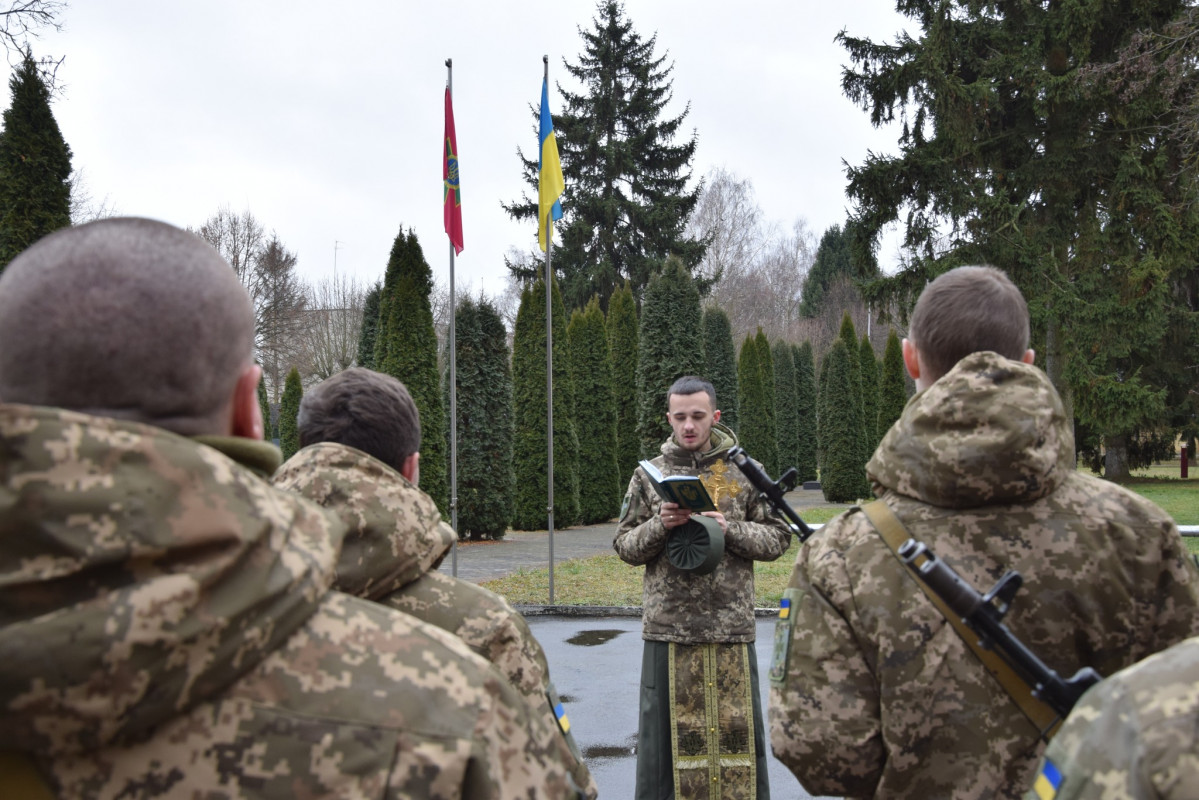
<box><xmin>667</xmin><ymin>391</ymin><xmax>721</xmax><ymax>452</ymax></box>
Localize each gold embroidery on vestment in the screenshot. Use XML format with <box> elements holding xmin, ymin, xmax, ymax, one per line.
<box><xmin>701</xmin><ymin>459</ymin><xmax>742</xmax><ymax>510</ymax></box>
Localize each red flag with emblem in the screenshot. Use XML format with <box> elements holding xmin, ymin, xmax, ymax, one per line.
<box><xmin>443</xmin><ymin>88</ymin><xmax>463</xmax><ymax>254</ymax></box>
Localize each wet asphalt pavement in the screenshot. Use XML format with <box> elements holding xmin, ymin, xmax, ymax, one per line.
<box><xmin>525</xmin><ymin>614</ymin><xmax>834</xmax><ymax>800</ymax></box>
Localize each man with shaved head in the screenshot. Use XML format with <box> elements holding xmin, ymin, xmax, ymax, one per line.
<box><xmin>0</xmin><ymin>218</ymin><xmax>583</xmax><ymax>799</ymax></box>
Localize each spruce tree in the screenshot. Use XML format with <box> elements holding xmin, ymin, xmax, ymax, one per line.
<box><xmin>0</xmin><ymin>52</ymin><xmax>72</xmax><ymax>274</ymax></box>
<box><xmin>278</xmin><ymin>367</ymin><xmax>303</xmax><ymax>461</ymax></box>
<box><xmin>568</xmin><ymin>297</ymin><xmax>621</xmax><ymax>524</ymax></box>
<box><xmin>356</xmin><ymin>282</ymin><xmax>381</xmax><ymax>369</ymax></box>
<box><xmin>737</xmin><ymin>330</ymin><xmax>778</xmax><ymax>475</ymax></box>
<box><xmin>606</xmin><ymin>281</ymin><xmax>640</xmax><ymax>484</ymax></box>
<box><xmin>375</xmin><ymin>228</ymin><xmax>448</xmax><ymax>514</ymax></box>
<box><xmin>799</xmin><ymin>224</ymin><xmax>854</xmax><ymax>318</ymax></box>
<box><xmin>702</xmin><ymin>306</ymin><xmax>739</xmax><ymax>432</ymax></box>
<box><xmin>257</xmin><ymin>370</ymin><xmax>274</xmax><ymax>443</ymax></box>
<box><xmin>511</xmin><ymin>278</ymin><xmax>581</xmax><ymax>530</ymax></box>
<box><xmin>839</xmin><ymin>0</ymin><xmax>1199</xmax><ymax>476</ymax></box>
<box><xmin>772</xmin><ymin>339</ymin><xmax>799</xmax><ymax>475</ymax></box>
<box><xmin>877</xmin><ymin>329</ymin><xmax>909</xmax><ymax>439</ymax></box>
<box><xmin>504</xmin><ymin>1</ymin><xmax>706</xmax><ymax>309</ymax></box>
<box><xmin>793</xmin><ymin>342</ymin><xmax>819</xmax><ymax>482</ymax></box>
<box><xmin>859</xmin><ymin>334</ymin><xmax>880</xmax><ymax>457</ymax></box>
<box><xmin>449</xmin><ymin>297</ymin><xmax>514</xmax><ymax>540</ymax></box>
<box><xmin>821</xmin><ymin>340</ymin><xmax>866</xmax><ymax>503</ymax></box>
<box><xmin>636</xmin><ymin>257</ymin><xmax>704</xmax><ymax>456</ymax></box>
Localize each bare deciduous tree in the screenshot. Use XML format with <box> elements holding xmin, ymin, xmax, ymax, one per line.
<box><xmin>686</xmin><ymin>167</ymin><xmax>767</xmax><ymax>287</ymax></box>
<box><xmin>256</xmin><ymin>235</ymin><xmax>307</xmax><ymax>401</ymax></box>
<box><xmin>297</xmin><ymin>272</ymin><xmax>366</xmax><ymax>384</ymax></box>
<box><xmin>68</xmin><ymin>167</ymin><xmax>116</xmax><ymax>224</ymax></box>
<box><xmin>2</xmin><ymin>1</ymin><xmax>67</xmax><ymax>87</ymax></box>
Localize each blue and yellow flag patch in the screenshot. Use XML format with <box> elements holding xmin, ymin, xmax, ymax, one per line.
<box><xmin>554</xmin><ymin>701</ymin><xmax>571</xmax><ymax>734</ymax></box>
<box><xmin>778</xmin><ymin>597</ymin><xmax>791</xmax><ymax>620</ymax></box>
<box><xmin>1032</xmin><ymin>758</ymin><xmax>1062</xmax><ymax>800</ymax></box>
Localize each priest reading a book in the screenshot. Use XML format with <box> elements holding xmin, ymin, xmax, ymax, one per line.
<box><xmin>613</xmin><ymin>375</ymin><xmax>792</xmax><ymax>800</ymax></box>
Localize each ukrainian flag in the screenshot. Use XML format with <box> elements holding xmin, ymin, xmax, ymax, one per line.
<box><xmin>538</xmin><ymin>77</ymin><xmax>565</xmax><ymax>252</ymax></box>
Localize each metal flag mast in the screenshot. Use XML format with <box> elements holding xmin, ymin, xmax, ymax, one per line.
<box><xmin>446</xmin><ymin>57</ymin><xmax>459</xmax><ymax>576</ymax></box>
<box><xmin>543</xmin><ymin>54</ymin><xmax>556</xmax><ymax>604</ymax></box>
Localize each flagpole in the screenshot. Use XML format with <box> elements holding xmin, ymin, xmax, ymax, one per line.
<box><xmin>543</xmin><ymin>54</ymin><xmax>556</xmax><ymax>605</ymax></box>
<box><xmin>446</xmin><ymin>57</ymin><xmax>459</xmax><ymax>577</ymax></box>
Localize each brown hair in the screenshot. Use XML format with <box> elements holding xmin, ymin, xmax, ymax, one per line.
<box><xmin>908</xmin><ymin>265</ymin><xmax>1030</xmax><ymax>381</ymax></box>
<box><xmin>0</xmin><ymin>218</ymin><xmax>254</xmax><ymax>435</ymax></box>
<box><xmin>297</xmin><ymin>368</ymin><xmax>421</xmax><ymax>472</ymax></box>
<box><xmin>667</xmin><ymin>376</ymin><xmax>717</xmax><ymax>409</ymax></box>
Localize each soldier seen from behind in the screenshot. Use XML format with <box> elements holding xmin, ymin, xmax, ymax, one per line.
<box><xmin>769</xmin><ymin>265</ymin><xmax>1199</xmax><ymax>799</ymax></box>
<box><xmin>272</xmin><ymin>366</ymin><xmax>597</xmax><ymax>799</ymax></box>
<box><xmin>615</xmin><ymin>375</ymin><xmax>792</xmax><ymax>799</ymax></box>
<box><xmin>0</xmin><ymin>218</ymin><xmax>582</xmax><ymax>798</ymax></box>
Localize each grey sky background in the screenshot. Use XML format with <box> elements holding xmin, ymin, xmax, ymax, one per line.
<box><xmin>8</xmin><ymin>0</ymin><xmax>910</xmax><ymax>297</ymax></box>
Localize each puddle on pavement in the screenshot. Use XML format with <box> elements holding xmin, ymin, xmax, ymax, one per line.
<box><xmin>566</xmin><ymin>629</ymin><xmax>626</xmax><ymax>647</ymax></box>
<box><xmin>583</xmin><ymin>742</ymin><xmax>636</xmax><ymax>759</ymax></box>
<box><xmin>559</xmin><ymin>694</ymin><xmax>575</xmax><ymax>703</ymax></box>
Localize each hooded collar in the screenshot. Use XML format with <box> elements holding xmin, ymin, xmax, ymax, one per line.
<box><xmin>0</xmin><ymin>404</ymin><xmax>343</xmax><ymax>755</ymax></box>
<box><xmin>868</xmin><ymin>351</ymin><xmax>1073</xmax><ymax>509</ymax></box>
<box><xmin>272</xmin><ymin>442</ymin><xmax>454</xmax><ymax>601</ymax></box>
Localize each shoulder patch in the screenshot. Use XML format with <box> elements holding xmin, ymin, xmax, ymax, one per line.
<box><xmin>1031</xmin><ymin>757</ymin><xmax>1062</xmax><ymax>800</ymax></box>
<box><xmin>769</xmin><ymin>586</ymin><xmax>805</xmax><ymax>685</ymax></box>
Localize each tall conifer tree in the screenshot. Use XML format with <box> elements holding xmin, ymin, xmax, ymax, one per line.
<box><xmin>837</xmin><ymin>313</ymin><xmax>870</xmax><ymax>495</ymax></box>
<box><xmin>0</xmin><ymin>52</ymin><xmax>72</xmax><ymax>273</ymax></box>
<box><xmin>511</xmin><ymin>278</ymin><xmax>581</xmax><ymax>530</ymax></box>
<box><xmin>278</xmin><ymin>367</ymin><xmax>303</xmax><ymax>461</ymax></box>
<box><xmin>793</xmin><ymin>342</ymin><xmax>819</xmax><ymax>482</ymax></box>
<box><xmin>821</xmin><ymin>340</ymin><xmax>865</xmax><ymax>502</ymax></box>
<box><xmin>702</xmin><ymin>306</ymin><xmax>739</xmax><ymax>432</ymax></box>
<box><xmin>772</xmin><ymin>339</ymin><xmax>799</xmax><ymax>474</ymax></box>
<box><xmin>636</xmin><ymin>257</ymin><xmax>703</xmax><ymax>455</ymax></box>
<box><xmin>504</xmin><ymin>1</ymin><xmax>706</xmax><ymax>309</ymax></box>
<box><xmin>606</xmin><ymin>281</ymin><xmax>640</xmax><ymax>483</ymax></box>
<box><xmin>449</xmin><ymin>297</ymin><xmax>514</xmax><ymax>540</ymax></box>
<box><xmin>374</xmin><ymin>228</ymin><xmax>447</xmax><ymax>514</ymax></box>
<box><xmin>569</xmin><ymin>297</ymin><xmax>621</xmax><ymax>523</ymax></box>
<box><xmin>859</xmin><ymin>334</ymin><xmax>880</xmax><ymax>456</ymax></box>
<box><xmin>356</xmin><ymin>282</ymin><xmax>381</xmax><ymax>369</ymax></box>
<box><xmin>877</xmin><ymin>329</ymin><xmax>909</xmax><ymax>439</ymax></box>
<box><xmin>737</xmin><ymin>330</ymin><xmax>778</xmax><ymax>475</ymax></box>
<box><xmin>257</xmin><ymin>370</ymin><xmax>274</xmax><ymax>443</ymax></box>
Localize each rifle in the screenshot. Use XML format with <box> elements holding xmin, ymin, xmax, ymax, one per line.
<box><xmin>897</xmin><ymin>537</ymin><xmax>1102</xmax><ymax>720</ymax></box>
<box><xmin>726</xmin><ymin>446</ymin><xmax>814</xmax><ymax>541</ymax></box>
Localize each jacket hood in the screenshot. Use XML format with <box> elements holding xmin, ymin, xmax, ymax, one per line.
<box><xmin>661</xmin><ymin>421</ymin><xmax>739</xmax><ymax>466</ymax></box>
<box><xmin>0</xmin><ymin>404</ymin><xmax>343</xmax><ymax>755</ymax></box>
<box><xmin>868</xmin><ymin>351</ymin><xmax>1074</xmax><ymax>508</ymax></box>
<box><xmin>272</xmin><ymin>442</ymin><xmax>453</xmax><ymax>601</ymax></box>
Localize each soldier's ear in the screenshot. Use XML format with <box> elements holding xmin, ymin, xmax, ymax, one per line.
<box><xmin>902</xmin><ymin>338</ymin><xmax>921</xmax><ymax>382</ymax></box>
<box><xmin>399</xmin><ymin>452</ymin><xmax>420</xmax><ymax>486</ymax></box>
<box><xmin>229</xmin><ymin>363</ymin><xmax>264</xmax><ymax>441</ymax></box>
<box><xmin>713</xmin><ymin>409</ymin><xmax>721</xmax><ymax>423</ymax></box>
<box><xmin>1021</xmin><ymin>349</ymin><xmax>1035</xmax><ymax>365</ymax></box>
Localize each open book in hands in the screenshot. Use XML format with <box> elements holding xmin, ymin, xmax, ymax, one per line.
<box><xmin>638</xmin><ymin>459</ymin><xmax>717</xmax><ymax>513</ymax></box>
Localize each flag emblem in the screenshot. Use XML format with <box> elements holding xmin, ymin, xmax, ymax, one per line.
<box><xmin>1032</xmin><ymin>758</ymin><xmax>1062</xmax><ymax>800</ymax></box>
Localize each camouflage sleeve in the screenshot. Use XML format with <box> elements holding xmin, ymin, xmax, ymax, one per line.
<box><xmin>1147</xmin><ymin>520</ymin><xmax>1199</xmax><ymax>647</ymax></box>
<box><xmin>613</xmin><ymin>468</ymin><xmax>668</xmax><ymax>566</ymax></box>
<box><xmin>1024</xmin><ymin>637</ymin><xmax>1199</xmax><ymax>800</ymax></box>
<box><xmin>723</xmin><ymin>483</ymin><xmax>792</xmax><ymax>562</ymax></box>
<box><xmin>769</xmin><ymin>515</ymin><xmax>885</xmax><ymax>798</ymax></box>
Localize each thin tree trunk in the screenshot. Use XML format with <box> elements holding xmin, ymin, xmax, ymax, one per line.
<box><xmin>1105</xmin><ymin>433</ymin><xmax>1131</xmax><ymax>482</ymax></box>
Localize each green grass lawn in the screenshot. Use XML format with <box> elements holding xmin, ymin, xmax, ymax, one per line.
<box><xmin>483</xmin><ymin>480</ymin><xmax>1199</xmax><ymax>605</ymax></box>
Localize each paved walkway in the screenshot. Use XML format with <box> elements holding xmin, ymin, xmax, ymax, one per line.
<box><xmin>438</xmin><ymin>487</ymin><xmax>838</xmax><ymax>583</ymax></box>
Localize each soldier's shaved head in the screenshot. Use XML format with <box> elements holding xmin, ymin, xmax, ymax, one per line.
<box><xmin>0</xmin><ymin>217</ymin><xmax>256</xmax><ymax>436</ymax></box>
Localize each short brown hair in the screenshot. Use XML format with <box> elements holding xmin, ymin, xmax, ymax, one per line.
<box><xmin>908</xmin><ymin>265</ymin><xmax>1030</xmax><ymax>381</ymax></box>
<box><xmin>297</xmin><ymin>368</ymin><xmax>421</xmax><ymax>471</ymax></box>
<box><xmin>667</xmin><ymin>376</ymin><xmax>717</xmax><ymax>409</ymax></box>
<box><xmin>0</xmin><ymin>218</ymin><xmax>254</xmax><ymax>435</ymax></box>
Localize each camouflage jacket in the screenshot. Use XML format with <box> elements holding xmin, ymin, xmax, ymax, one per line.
<box><xmin>614</xmin><ymin>423</ymin><xmax>792</xmax><ymax>643</ymax></box>
<box><xmin>273</xmin><ymin>442</ymin><xmax>597</xmax><ymax>799</ymax></box>
<box><xmin>1024</xmin><ymin>635</ymin><xmax>1199</xmax><ymax>800</ymax></box>
<box><xmin>769</xmin><ymin>352</ymin><xmax>1199</xmax><ymax>799</ymax></box>
<box><xmin>0</xmin><ymin>404</ymin><xmax>580</xmax><ymax>799</ymax></box>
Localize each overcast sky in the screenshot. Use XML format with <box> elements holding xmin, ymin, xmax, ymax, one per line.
<box><xmin>8</xmin><ymin>0</ymin><xmax>911</xmax><ymax>298</ymax></box>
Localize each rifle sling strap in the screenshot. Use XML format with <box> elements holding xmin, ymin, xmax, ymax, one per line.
<box><xmin>860</xmin><ymin>500</ymin><xmax>1063</xmax><ymax>741</ymax></box>
<box><xmin>0</xmin><ymin>751</ymin><xmax>56</xmax><ymax>799</ymax></box>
